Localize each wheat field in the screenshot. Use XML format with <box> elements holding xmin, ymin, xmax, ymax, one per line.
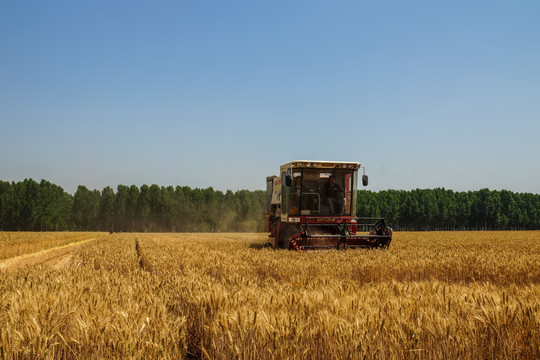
<box><xmin>0</xmin><ymin>231</ymin><xmax>539</xmax><ymax>359</ymax></box>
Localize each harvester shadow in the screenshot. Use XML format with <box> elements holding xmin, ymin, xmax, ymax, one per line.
<box><xmin>249</xmin><ymin>242</ymin><xmax>274</xmax><ymax>250</ymax></box>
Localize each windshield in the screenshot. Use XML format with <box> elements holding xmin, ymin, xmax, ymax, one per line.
<box><xmin>288</xmin><ymin>168</ymin><xmax>355</xmax><ymax>216</ymax></box>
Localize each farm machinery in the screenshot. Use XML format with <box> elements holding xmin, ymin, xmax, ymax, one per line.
<box><xmin>265</xmin><ymin>161</ymin><xmax>392</xmax><ymax>250</ymax></box>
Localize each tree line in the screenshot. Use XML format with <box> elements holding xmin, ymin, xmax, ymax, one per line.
<box><xmin>357</xmin><ymin>188</ymin><xmax>540</xmax><ymax>230</ymax></box>
<box><xmin>0</xmin><ymin>179</ymin><xmax>265</xmax><ymax>232</ymax></box>
<box><xmin>0</xmin><ymin>179</ymin><xmax>539</xmax><ymax>231</ymax></box>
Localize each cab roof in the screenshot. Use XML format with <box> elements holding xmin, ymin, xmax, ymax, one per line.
<box><xmin>280</xmin><ymin>160</ymin><xmax>361</xmax><ymax>171</ymax></box>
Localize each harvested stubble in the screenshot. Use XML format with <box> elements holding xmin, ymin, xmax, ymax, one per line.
<box><xmin>0</xmin><ymin>232</ymin><xmax>102</xmax><ymax>260</ymax></box>
<box><xmin>0</xmin><ymin>231</ymin><xmax>539</xmax><ymax>359</ymax></box>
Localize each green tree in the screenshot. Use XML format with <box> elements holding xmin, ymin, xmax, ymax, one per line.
<box><xmin>36</xmin><ymin>180</ymin><xmax>73</xmax><ymax>231</ymax></box>
<box><xmin>99</xmin><ymin>186</ymin><xmax>115</xmax><ymax>231</ymax></box>
<box><xmin>136</xmin><ymin>185</ymin><xmax>150</xmax><ymax>232</ymax></box>
<box><xmin>114</xmin><ymin>185</ymin><xmax>129</xmax><ymax>232</ymax></box>
<box><xmin>73</xmin><ymin>186</ymin><xmax>100</xmax><ymax>230</ymax></box>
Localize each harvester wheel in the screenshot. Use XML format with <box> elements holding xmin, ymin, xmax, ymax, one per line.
<box><xmin>279</xmin><ymin>225</ymin><xmax>300</xmax><ymax>249</ymax></box>
<box><xmin>378</xmin><ymin>227</ymin><xmax>393</xmax><ymax>249</ymax></box>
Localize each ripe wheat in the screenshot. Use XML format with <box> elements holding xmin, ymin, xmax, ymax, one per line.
<box><xmin>0</xmin><ymin>231</ymin><xmax>538</xmax><ymax>359</ymax></box>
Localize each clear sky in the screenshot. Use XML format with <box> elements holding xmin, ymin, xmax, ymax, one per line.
<box><xmin>1</xmin><ymin>1</ymin><xmax>539</xmax><ymax>194</ymax></box>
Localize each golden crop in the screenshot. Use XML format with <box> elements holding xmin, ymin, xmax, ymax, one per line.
<box><xmin>0</xmin><ymin>232</ymin><xmax>101</xmax><ymax>260</ymax></box>
<box><xmin>0</xmin><ymin>231</ymin><xmax>539</xmax><ymax>359</ymax></box>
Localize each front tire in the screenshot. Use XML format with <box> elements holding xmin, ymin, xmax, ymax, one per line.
<box><xmin>278</xmin><ymin>225</ymin><xmax>300</xmax><ymax>249</ymax></box>
<box><xmin>377</xmin><ymin>227</ymin><xmax>393</xmax><ymax>249</ymax></box>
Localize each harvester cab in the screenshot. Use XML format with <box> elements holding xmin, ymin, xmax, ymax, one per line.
<box><xmin>265</xmin><ymin>161</ymin><xmax>392</xmax><ymax>250</ymax></box>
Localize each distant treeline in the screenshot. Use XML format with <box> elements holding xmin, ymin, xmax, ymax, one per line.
<box><xmin>357</xmin><ymin>188</ymin><xmax>540</xmax><ymax>230</ymax></box>
<box><xmin>0</xmin><ymin>179</ymin><xmax>539</xmax><ymax>232</ymax></box>
<box><xmin>0</xmin><ymin>179</ymin><xmax>264</xmax><ymax>232</ymax></box>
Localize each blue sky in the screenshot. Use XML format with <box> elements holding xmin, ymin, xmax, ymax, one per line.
<box><xmin>1</xmin><ymin>1</ymin><xmax>539</xmax><ymax>194</ymax></box>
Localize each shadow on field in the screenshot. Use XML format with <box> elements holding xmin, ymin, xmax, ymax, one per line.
<box><xmin>249</xmin><ymin>242</ymin><xmax>274</xmax><ymax>250</ymax></box>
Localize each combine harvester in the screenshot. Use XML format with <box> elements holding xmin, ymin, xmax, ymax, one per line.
<box><xmin>265</xmin><ymin>161</ymin><xmax>392</xmax><ymax>250</ymax></box>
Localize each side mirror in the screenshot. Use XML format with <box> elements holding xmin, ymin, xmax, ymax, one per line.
<box><xmin>362</xmin><ymin>174</ymin><xmax>368</xmax><ymax>186</ymax></box>
<box><xmin>285</xmin><ymin>175</ymin><xmax>293</xmax><ymax>187</ymax></box>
